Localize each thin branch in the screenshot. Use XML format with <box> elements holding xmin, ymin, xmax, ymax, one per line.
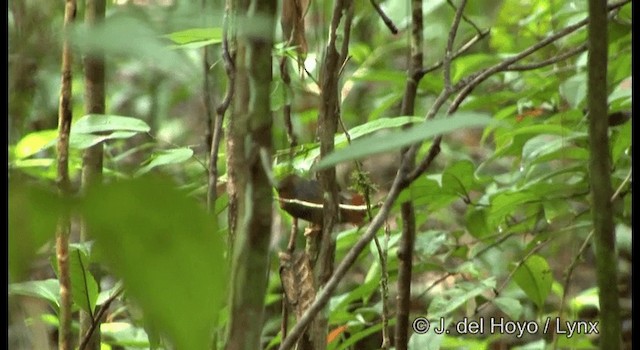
<box><xmin>369</xmin><ymin>0</ymin><xmax>398</xmax><ymax>34</ymax></box>
<box><xmin>446</xmin><ymin>0</ymin><xmax>483</xmax><ymax>34</ymax></box>
<box><xmin>79</xmin><ymin>286</ymin><xmax>124</xmax><ymax>350</ymax></box>
<box><xmin>207</xmin><ymin>6</ymin><xmax>235</xmax><ymax>213</ymax></box>
<box><xmin>394</xmin><ymin>0</ymin><xmax>424</xmax><ymax>346</ymax></box>
<box><xmin>416</xmin><ymin>30</ymin><xmax>490</xmax><ymax>80</ymax></box>
<box><xmin>80</xmin><ymin>0</ymin><xmax>106</xmax><ymax>348</ymax></box>
<box><xmin>506</xmin><ymin>43</ymin><xmax>588</xmax><ymax>71</ymax></box>
<box><xmin>443</xmin><ymin>0</ymin><xmax>467</xmax><ymax>91</ymax></box>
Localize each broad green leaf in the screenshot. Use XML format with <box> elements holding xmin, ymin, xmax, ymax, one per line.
<box><xmin>9</xmin><ymin>279</ymin><xmax>61</xmax><ymax>310</ymax></box>
<box><xmin>513</xmin><ymin>255</ymin><xmax>552</xmax><ymax>309</ymax></box>
<box><xmin>134</xmin><ymin>148</ymin><xmax>194</xmax><ymax>176</ymax></box>
<box><xmin>493</xmin><ymin>297</ymin><xmax>522</xmax><ymax>320</ymax></box>
<box><xmin>329</xmin><ymin>278</ymin><xmax>379</xmax><ymax>317</ymax></box>
<box><xmin>164</xmin><ymin>27</ymin><xmax>223</xmax><ymax>48</ymax></box>
<box><xmin>334</xmin><ymin>116</ymin><xmax>424</xmax><ymax>145</ymax></box>
<box><xmin>14</xmin><ymin>129</ymin><xmax>58</xmax><ymax>159</ymax></box>
<box><xmin>334</xmin><ymin>321</ymin><xmax>395</xmax><ymax>350</ymax></box>
<box><xmin>465</xmin><ymin>208</ymin><xmax>490</xmax><ymax>239</ymax></box>
<box><xmin>441</xmin><ymin>160</ymin><xmax>479</xmax><ymax>197</ymax></box>
<box><xmin>396</xmin><ymin>176</ymin><xmax>457</xmax><ymax>210</ymax></box>
<box><xmin>452</xmin><ymin>53</ymin><xmax>500</xmax><ymax>82</ymax></box>
<box><xmin>316</xmin><ymin>113</ymin><xmax>494</xmax><ymax>170</ymax></box>
<box><xmin>50</xmin><ymin>246</ymin><xmax>99</xmax><ymax>314</ymax></box>
<box><xmin>73</xmin><ymin>114</ymin><xmax>151</xmax><ymax>134</ymax></box>
<box><xmin>611</xmin><ymin>122</ymin><xmax>631</xmax><ymax>164</ymax></box>
<box><xmin>559</xmin><ymin>73</ymin><xmax>587</xmax><ymax>108</ymax></box>
<box><xmin>569</xmin><ymin>287</ymin><xmax>599</xmax><ymax>313</ymax></box>
<box><xmin>350</xmin><ymin>68</ymin><xmax>406</xmax><ymax>85</ymax></box>
<box><xmin>488</xmin><ymin>190</ymin><xmax>538</xmax><ymax>229</ymax></box>
<box><xmin>407</xmin><ymin>318</ymin><xmax>448</xmax><ymax>350</ymax></box>
<box><xmin>9</xmin><ymin>181</ymin><xmax>60</xmax><ymax>282</ymax></box>
<box><xmin>82</xmin><ymin>176</ymin><xmax>227</xmax><ymax>350</ymax></box>
<box><xmin>414</xmin><ymin>231</ymin><xmax>447</xmax><ymax>258</ymax></box>
<box><xmin>70</xmin><ymin>248</ymin><xmax>99</xmax><ymax>314</ymax></box>
<box><xmin>101</xmin><ymin>322</ymin><xmax>151</xmax><ymax>348</ymax></box>
<box><xmin>428</xmin><ymin>278</ymin><xmax>496</xmax><ymax>318</ymax></box>
<box><xmin>69</xmin><ymin>131</ymin><xmax>140</xmax><ymax>149</ymax></box>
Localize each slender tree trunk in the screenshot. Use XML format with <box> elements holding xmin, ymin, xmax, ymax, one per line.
<box><xmin>587</xmin><ymin>0</ymin><xmax>621</xmax><ymax>348</ymax></box>
<box><xmin>224</xmin><ymin>1</ymin><xmax>276</xmax><ymax>349</ymax></box>
<box><xmin>79</xmin><ymin>0</ymin><xmax>106</xmax><ymax>348</ymax></box>
<box><xmin>56</xmin><ymin>0</ymin><xmax>76</xmax><ymax>349</ymax></box>
<box><xmin>394</xmin><ymin>0</ymin><xmax>423</xmax><ymax>348</ymax></box>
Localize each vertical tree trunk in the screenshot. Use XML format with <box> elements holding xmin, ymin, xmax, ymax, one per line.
<box><xmin>79</xmin><ymin>0</ymin><xmax>106</xmax><ymax>348</ymax></box>
<box><xmin>56</xmin><ymin>0</ymin><xmax>76</xmax><ymax>349</ymax></box>
<box><xmin>224</xmin><ymin>1</ymin><xmax>276</xmax><ymax>349</ymax></box>
<box><xmin>394</xmin><ymin>0</ymin><xmax>423</xmax><ymax>348</ymax></box>
<box><xmin>587</xmin><ymin>0</ymin><xmax>621</xmax><ymax>348</ymax></box>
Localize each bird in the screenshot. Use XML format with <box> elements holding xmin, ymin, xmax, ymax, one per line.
<box><xmin>276</xmin><ymin>174</ymin><xmax>367</xmax><ymax>225</ymax></box>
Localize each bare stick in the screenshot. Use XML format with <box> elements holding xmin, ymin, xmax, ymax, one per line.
<box><xmin>370</xmin><ymin>0</ymin><xmax>398</xmax><ymax>34</ymax></box>
<box><xmin>207</xmin><ymin>4</ymin><xmax>235</xmax><ymax>214</ymax></box>
<box><xmin>56</xmin><ymin>1</ymin><xmax>76</xmax><ymax>349</ymax></box>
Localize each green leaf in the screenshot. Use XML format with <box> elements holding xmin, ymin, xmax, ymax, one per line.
<box><xmin>50</xmin><ymin>246</ymin><xmax>99</xmax><ymax>314</ymax></box>
<box><xmin>14</xmin><ymin>129</ymin><xmax>58</xmax><ymax>159</ymax></box>
<box><xmin>559</xmin><ymin>73</ymin><xmax>587</xmax><ymax>108</ymax></box>
<box><xmin>73</xmin><ymin>114</ymin><xmax>151</xmax><ymax>134</ymax></box>
<box><xmin>465</xmin><ymin>208</ymin><xmax>491</xmax><ymax>239</ymax></box>
<box><xmin>82</xmin><ymin>176</ymin><xmax>227</xmax><ymax>350</ymax></box>
<box><xmin>101</xmin><ymin>322</ymin><xmax>151</xmax><ymax>347</ymax></box>
<box><xmin>428</xmin><ymin>278</ymin><xmax>496</xmax><ymax>318</ymax></box>
<box><xmin>164</xmin><ymin>27</ymin><xmax>223</xmax><ymax>48</ymax></box>
<box><xmin>9</xmin><ymin>181</ymin><xmax>60</xmax><ymax>282</ymax></box>
<box><xmin>611</xmin><ymin>122</ymin><xmax>631</xmax><ymax>164</ymax></box>
<box><xmin>9</xmin><ymin>279</ymin><xmax>61</xmax><ymax>310</ymax></box>
<box><xmin>68</xmin><ymin>131</ymin><xmax>140</xmax><ymax>150</ymax></box>
<box><xmin>70</xmin><ymin>248</ymin><xmax>99</xmax><ymax>314</ymax></box>
<box><xmin>414</xmin><ymin>231</ymin><xmax>447</xmax><ymax>258</ymax></box>
<box><xmin>488</xmin><ymin>190</ymin><xmax>538</xmax><ymax>229</ymax></box>
<box><xmin>396</xmin><ymin>176</ymin><xmax>457</xmax><ymax>210</ymax></box>
<box><xmin>134</xmin><ymin>148</ymin><xmax>194</xmax><ymax>176</ymax></box>
<box><xmin>407</xmin><ymin>318</ymin><xmax>448</xmax><ymax>350</ymax></box>
<box><xmin>441</xmin><ymin>160</ymin><xmax>479</xmax><ymax>197</ymax></box>
<box><xmin>513</xmin><ymin>255</ymin><xmax>552</xmax><ymax>309</ymax></box>
<box><xmin>316</xmin><ymin>112</ymin><xmax>495</xmax><ymax>170</ymax></box>
<box><xmin>493</xmin><ymin>297</ymin><xmax>522</xmax><ymax>320</ymax></box>
<box><xmin>334</xmin><ymin>116</ymin><xmax>424</xmax><ymax>145</ymax></box>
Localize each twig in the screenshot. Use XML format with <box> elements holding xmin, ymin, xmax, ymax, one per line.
<box><xmin>416</xmin><ymin>30</ymin><xmax>490</xmax><ymax>80</ymax></box>
<box><xmin>506</xmin><ymin>43</ymin><xmax>588</xmax><ymax>71</ymax></box>
<box><xmin>207</xmin><ymin>5</ymin><xmax>235</xmax><ymax>213</ymax></box>
<box><xmin>446</xmin><ymin>0</ymin><xmax>483</xmax><ymax>34</ymax></box>
<box><xmin>443</xmin><ymin>0</ymin><xmax>467</xmax><ymax>91</ymax></box>
<box><xmin>79</xmin><ymin>286</ymin><xmax>124</xmax><ymax>350</ymax></box>
<box><xmin>369</xmin><ymin>0</ymin><xmax>398</xmax><ymax>34</ymax></box>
